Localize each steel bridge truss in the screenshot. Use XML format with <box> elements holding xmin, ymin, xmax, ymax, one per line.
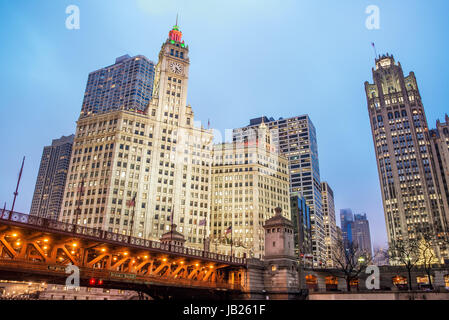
<box><xmin>0</xmin><ymin>211</ymin><xmax>246</xmax><ymax>295</ymax></box>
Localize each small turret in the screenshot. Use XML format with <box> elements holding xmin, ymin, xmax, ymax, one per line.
<box><xmin>264</xmin><ymin>207</ymin><xmax>295</xmax><ymax>258</ymax></box>
<box><xmin>160</xmin><ymin>224</ymin><xmax>186</xmax><ymax>247</ymax></box>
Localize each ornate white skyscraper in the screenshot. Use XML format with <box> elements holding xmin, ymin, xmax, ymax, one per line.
<box><xmin>60</xmin><ymin>23</ymin><xmax>213</xmax><ymax>249</ymax></box>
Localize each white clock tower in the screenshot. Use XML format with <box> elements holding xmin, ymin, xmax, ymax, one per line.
<box><xmin>145</xmin><ymin>22</ymin><xmax>213</xmax><ymax>248</ymax></box>
<box><xmin>150</xmin><ymin>23</ymin><xmax>191</xmax><ymax>125</ymax></box>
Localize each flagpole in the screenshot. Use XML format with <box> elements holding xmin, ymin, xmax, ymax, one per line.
<box><xmin>129</xmin><ymin>192</ymin><xmax>137</xmax><ymax>237</ymax></box>
<box><xmin>10</xmin><ymin>156</ymin><xmax>25</xmax><ymax>220</ymax></box>
<box><xmin>203</xmin><ymin>217</ymin><xmax>207</xmax><ymax>252</ymax></box>
<box><xmin>170</xmin><ymin>206</ymin><xmax>174</xmax><ymax>251</ymax></box>
<box><xmin>230</xmin><ymin>226</ymin><xmax>233</xmax><ymax>260</ymax></box>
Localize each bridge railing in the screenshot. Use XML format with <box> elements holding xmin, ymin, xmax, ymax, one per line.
<box><xmin>0</xmin><ymin>210</ymin><xmax>246</xmax><ymax>265</ymax></box>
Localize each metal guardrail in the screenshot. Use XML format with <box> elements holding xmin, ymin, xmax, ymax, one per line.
<box><xmin>0</xmin><ymin>210</ymin><xmax>246</xmax><ymax>266</ymax></box>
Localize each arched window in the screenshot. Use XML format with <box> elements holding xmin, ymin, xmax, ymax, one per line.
<box><xmin>388</xmin><ymin>112</ymin><xmax>393</xmax><ymax>120</ymax></box>
<box><xmin>401</xmin><ymin>110</ymin><xmax>407</xmax><ymax>117</ymax></box>
<box><xmin>394</xmin><ymin>111</ymin><xmax>400</xmax><ymax>118</ymax></box>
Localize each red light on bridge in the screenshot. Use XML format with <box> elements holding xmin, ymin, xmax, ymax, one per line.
<box><xmin>89</xmin><ymin>278</ymin><xmax>104</xmax><ymax>286</ymax></box>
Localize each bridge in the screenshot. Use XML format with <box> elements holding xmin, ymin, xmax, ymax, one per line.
<box><xmin>0</xmin><ymin>210</ymin><xmax>247</xmax><ymax>299</ymax></box>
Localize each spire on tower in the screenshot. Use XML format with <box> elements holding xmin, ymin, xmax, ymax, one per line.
<box><xmin>168</xmin><ymin>15</ymin><xmax>185</xmax><ymax>46</ymax></box>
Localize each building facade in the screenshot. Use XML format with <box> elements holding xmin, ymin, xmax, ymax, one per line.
<box><xmin>430</xmin><ymin>115</ymin><xmax>449</xmax><ymax>226</ymax></box>
<box><xmin>60</xmin><ymin>24</ymin><xmax>214</xmax><ymax>249</ymax></box>
<box><xmin>290</xmin><ymin>194</ymin><xmax>313</xmax><ymax>266</ymax></box>
<box><xmin>81</xmin><ymin>54</ymin><xmax>155</xmax><ymax>117</ymax></box>
<box><xmin>336</xmin><ymin>226</ymin><xmax>343</xmax><ymax>244</ymax></box>
<box><xmin>321</xmin><ymin>182</ymin><xmax>338</xmax><ymax>267</ymax></box>
<box><xmin>352</xmin><ymin>213</ymin><xmax>373</xmax><ymax>256</ymax></box>
<box><xmin>30</xmin><ymin>135</ymin><xmax>74</xmax><ymax>220</ymax></box>
<box><xmin>233</xmin><ymin>116</ymin><xmax>325</xmax><ymax>267</ymax></box>
<box><xmin>365</xmin><ymin>54</ymin><xmax>449</xmax><ymax>261</ymax></box>
<box><xmin>339</xmin><ymin>208</ymin><xmax>354</xmax><ymax>250</ymax></box>
<box><xmin>210</xmin><ymin>123</ymin><xmax>291</xmax><ymax>259</ymax></box>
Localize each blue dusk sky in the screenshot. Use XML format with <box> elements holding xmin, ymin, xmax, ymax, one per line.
<box><xmin>0</xmin><ymin>1</ymin><xmax>448</xmax><ymax>249</ymax></box>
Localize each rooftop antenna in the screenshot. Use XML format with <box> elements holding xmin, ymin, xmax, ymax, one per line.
<box><xmin>176</xmin><ymin>13</ymin><xmax>178</xmax><ymax>26</ymax></box>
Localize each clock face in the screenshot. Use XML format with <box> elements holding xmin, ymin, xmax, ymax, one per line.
<box><xmin>169</xmin><ymin>62</ymin><xmax>183</xmax><ymax>74</ymax></box>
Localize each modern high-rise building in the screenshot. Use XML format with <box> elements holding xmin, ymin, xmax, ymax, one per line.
<box><xmin>233</xmin><ymin>115</ymin><xmax>326</xmax><ymax>266</ymax></box>
<box><xmin>60</xmin><ymin>24</ymin><xmax>214</xmax><ymax>249</ymax></box>
<box><xmin>290</xmin><ymin>194</ymin><xmax>312</xmax><ymax>265</ymax></box>
<box><xmin>339</xmin><ymin>209</ymin><xmax>373</xmax><ymax>256</ymax></box>
<box><xmin>80</xmin><ymin>54</ymin><xmax>155</xmax><ymax>117</ymax></box>
<box><xmin>321</xmin><ymin>182</ymin><xmax>338</xmax><ymax>267</ymax></box>
<box><xmin>352</xmin><ymin>213</ymin><xmax>373</xmax><ymax>256</ymax></box>
<box><xmin>210</xmin><ymin>123</ymin><xmax>291</xmax><ymax>259</ymax></box>
<box><xmin>339</xmin><ymin>208</ymin><xmax>354</xmax><ymax>250</ymax></box>
<box><xmin>365</xmin><ymin>54</ymin><xmax>449</xmax><ymax>261</ymax></box>
<box><xmin>30</xmin><ymin>135</ymin><xmax>74</xmax><ymax>220</ymax></box>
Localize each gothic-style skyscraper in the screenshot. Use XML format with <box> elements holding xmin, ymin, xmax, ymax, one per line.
<box><xmin>365</xmin><ymin>54</ymin><xmax>449</xmax><ymax>261</ymax></box>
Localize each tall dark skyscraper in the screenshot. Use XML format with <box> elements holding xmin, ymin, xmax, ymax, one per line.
<box><xmin>30</xmin><ymin>135</ymin><xmax>74</xmax><ymax>220</ymax></box>
<box><xmin>81</xmin><ymin>54</ymin><xmax>155</xmax><ymax>116</ymax></box>
<box><xmin>365</xmin><ymin>54</ymin><xmax>449</xmax><ymax>261</ymax></box>
<box><xmin>290</xmin><ymin>194</ymin><xmax>312</xmax><ymax>265</ymax></box>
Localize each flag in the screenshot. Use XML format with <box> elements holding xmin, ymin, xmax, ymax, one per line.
<box><xmin>371</xmin><ymin>42</ymin><xmax>375</xmax><ymax>47</ymax></box>
<box><xmin>126</xmin><ymin>194</ymin><xmax>136</xmax><ymax>208</ymax></box>
<box><xmin>199</xmin><ymin>219</ymin><xmax>206</xmax><ymax>226</ymax></box>
<box><xmin>225</xmin><ymin>225</ymin><xmax>232</xmax><ymax>234</ymax></box>
<box><xmin>207</xmin><ymin>119</ymin><xmax>210</xmax><ymax>129</ymax></box>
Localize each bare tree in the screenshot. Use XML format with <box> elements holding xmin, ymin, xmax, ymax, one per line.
<box><xmin>388</xmin><ymin>238</ymin><xmax>420</xmax><ymax>291</ymax></box>
<box><xmin>330</xmin><ymin>239</ymin><xmax>372</xmax><ymax>292</ymax></box>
